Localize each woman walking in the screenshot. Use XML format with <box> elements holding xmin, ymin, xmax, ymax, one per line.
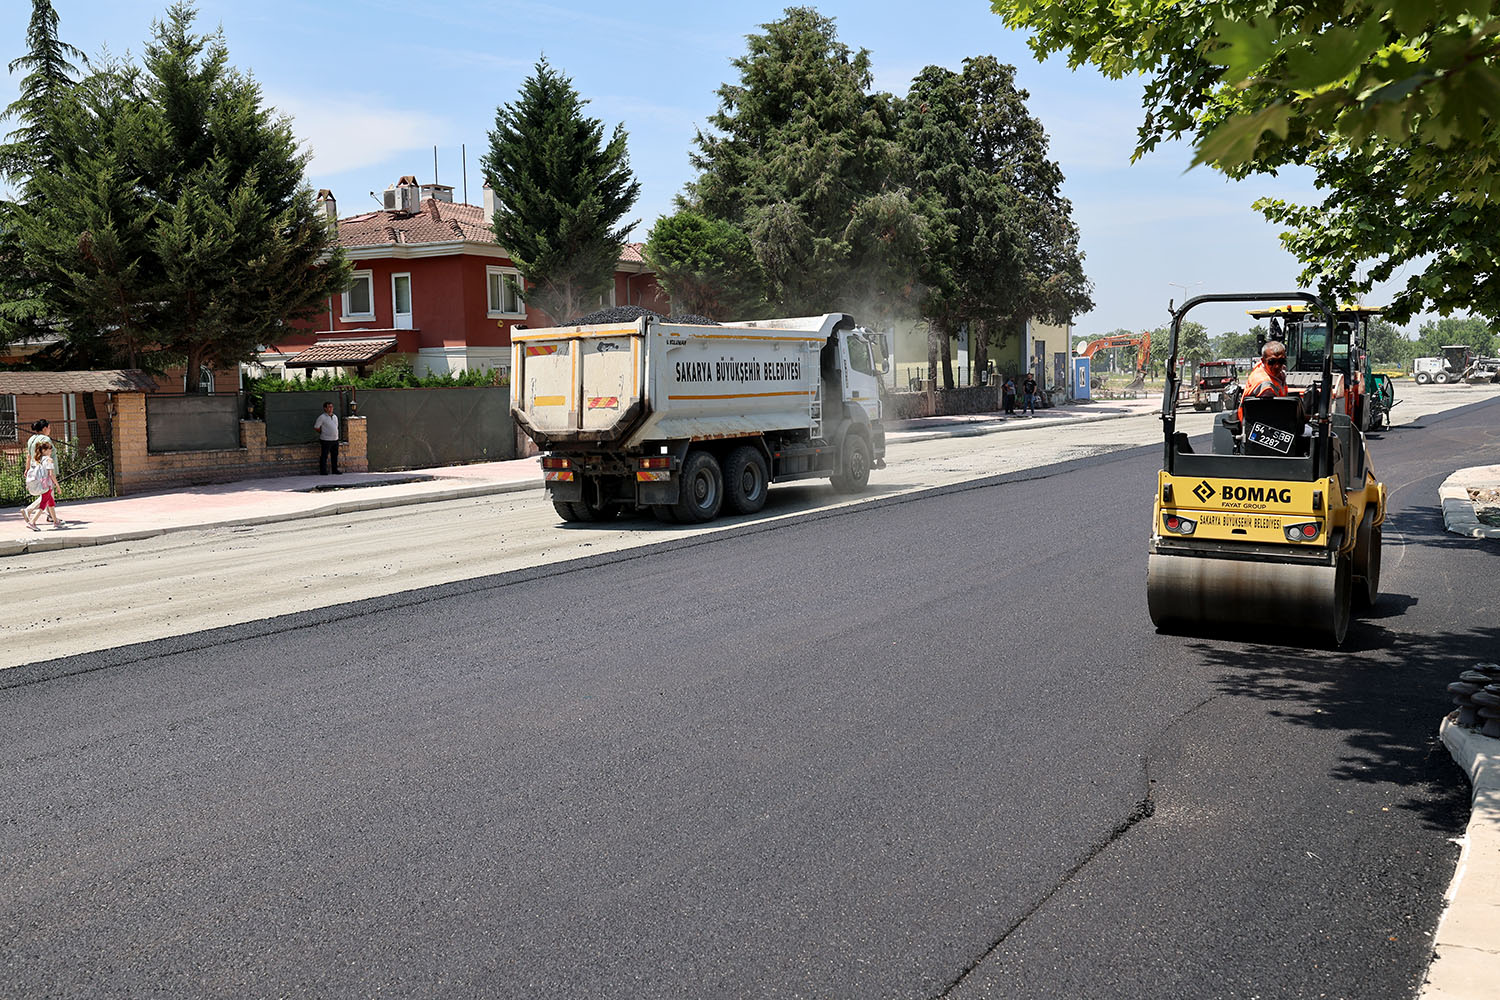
<box><xmin>23</xmin><ymin>439</ymin><xmax>64</xmax><ymax>530</ymax></box>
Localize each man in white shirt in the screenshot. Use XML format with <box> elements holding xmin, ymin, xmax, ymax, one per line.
<box><xmin>313</xmin><ymin>401</ymin><xmax>341</xmax><ymax>475</ymax></box>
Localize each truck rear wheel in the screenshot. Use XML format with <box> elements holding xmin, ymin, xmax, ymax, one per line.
<box><xmin>575</xmin><ymin>496</ymin><xmax>620</xmax><ymax>522</ymax></box>
<box><xmin>724</xmin><ymin>445</ymin><xmax>769</xmax><ymax>515</ymax></box>
<box><xmin>673</xmin><ymin>450</ymin><xmax>724</xmax><ymax>523</ymax></box>
<box><xmin>553</xmin><ymin>500</ymin><xmax>582</xmax><ymax>522</ymax></box>
<box><xmin>830</xmin><ymin>434</ymin><xmax>871</xmax><ymax>494</ymax></box>
<box><xmin>1415</xmin><ymin>371</ymin><xmax>1431</xmax><ymax>384</ymax></box>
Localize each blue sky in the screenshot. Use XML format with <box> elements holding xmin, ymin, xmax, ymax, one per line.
<box><xmin>2</xmin><ymin>0</ymin><xmax>1434</xmax><ymax>340</ymax></box>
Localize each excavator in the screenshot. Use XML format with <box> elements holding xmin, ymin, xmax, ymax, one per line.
<box><xmin>1076</xmin><ymin>332</ymin><xmax>1151</xmax><ymax>391</ymax></box>
<box><xmin>1148</xmin><ymin>292</ymin><xmax>1386</xmax><ymax>647</ymax></box>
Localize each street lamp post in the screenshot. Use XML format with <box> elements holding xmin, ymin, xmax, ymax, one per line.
<box><xmin>1168</xmin><ymin>281</ymin><xmax>1203</xmax><ymax>310</ymax></box>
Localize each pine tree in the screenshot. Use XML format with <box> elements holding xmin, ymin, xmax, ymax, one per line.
<box><xmin>0</xmin><ymin>0</ymin><xmax>85</xmax><ymax>183</ymax></box>
<box><xmin>0</xmin><ymin>0</ymin><xmax>87</xmax><ymax>349</ymax></box>
<box><xmin>482</xmin><ymin>58</ymin><xmax>640</xmax><ymax>325</ymax></box>
<box><xmin>685</xmin><ymin>8</ymin><xmax>916</xmax><ymax>316</ymax></box>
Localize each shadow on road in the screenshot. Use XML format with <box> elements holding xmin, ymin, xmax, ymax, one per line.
<box><xmin>1184</xmin><ymin>614</ymin><xmax>1492</xmax><ymax>832</ymax></box>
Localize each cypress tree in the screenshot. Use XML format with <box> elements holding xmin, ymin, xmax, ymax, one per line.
<box><xmin>482</xmin><ymin>58</ymin><xmax>641</xmax><ymax>324</ymax></box>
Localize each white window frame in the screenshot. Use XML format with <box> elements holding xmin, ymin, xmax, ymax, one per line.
<box><xmin>180</xmin><ymin>366</ymin><xmax>215</xmax><ymax>394</ymax></box>
<box><xmin>342</xmin><ymin>270</ymin><xmax>375</xmax><ymax>320</ymax></box>
<box><xmin>392</xmin><ymin>272</ymin><xmax>413</xmax><ymax>329</ymax></box>
<box><xmin>0</xmin><ymin>394</ymin><xmax>16</xmax><ymax>441</ymax></box>
<box><xmin>486</xmin><ymin>266</ymin><xmax>525</xmax><ymax>318</ymax></box>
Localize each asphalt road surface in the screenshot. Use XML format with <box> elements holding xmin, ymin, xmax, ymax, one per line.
<box><xmin>3</xmin><ymin>391</ymin><xmax>1497</xmax><ymax>999</ymax></box>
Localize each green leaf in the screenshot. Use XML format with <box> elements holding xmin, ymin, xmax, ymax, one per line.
<box><xmin>1208</xmin><ymin>16</ymin><xmax>1278</xmax><ymax>85</ymax></box>
<box><xmin>1389</xmin><ymin>0</ymin><xmax>1435</xmax><ymax>37</ymax></box>
<box><xmin>1191</xmin><ymin>104</ymin><xmax>1291</xmax><ymax>168</ymax></box>
<box><xmin>1457</xmin><ymin>65</ymin><xmax>1500</xmax><ymax>125</ymax></box>
<box><xmin>1285</xmin><ymin>26</ymin><xmax>1378</xmax><ymax>90</ymax></box>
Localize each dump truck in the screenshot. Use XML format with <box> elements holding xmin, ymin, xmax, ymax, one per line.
<box><xmin>511</xmin><ymin>313</ymin><xmax>890</xmax><ymax>524</ymax></box>
<box><xmin>1149</xmin><ymin>292</ymin><xmax>1386</xmax><ymax>647</ymax></box>
<box><xmin>1191</xmin><ymin>360</ymin><xmax>1241</xmax><ymax>412</ymax></box>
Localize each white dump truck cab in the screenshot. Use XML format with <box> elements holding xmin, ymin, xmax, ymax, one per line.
<box><xmin>511</xmin><ymin>313</ymin><xmax>890</xmax><ymax>525</ymax></box>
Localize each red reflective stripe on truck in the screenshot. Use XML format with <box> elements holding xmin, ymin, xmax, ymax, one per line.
<box><xmin>667</xmin><ymin>391</ymin><xmax>815</xmax><ymax>400</ymax></box>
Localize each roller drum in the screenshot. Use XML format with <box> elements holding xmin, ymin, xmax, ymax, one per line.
<box><xmin>1147</xmin><ymin>551</ymin><xmax>1351</xmax><ymax>644</ymax></box>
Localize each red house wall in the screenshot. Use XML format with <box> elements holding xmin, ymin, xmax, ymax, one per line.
<box><xmin>278</xmin><ymin>253</ymin><xmax>673</xmax><ymax>355</ymax></box>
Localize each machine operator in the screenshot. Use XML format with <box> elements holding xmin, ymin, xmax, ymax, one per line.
<box><xmin>1237</xmin><ymin>341</ymin><xmax>1289</xmax><ymax>422</ymax></box>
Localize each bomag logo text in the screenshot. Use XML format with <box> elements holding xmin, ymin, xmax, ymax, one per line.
<box><xmin>1220</xmin><ymin>484</ymin><xmax>1293</xmax><ymax>504</ymax></box>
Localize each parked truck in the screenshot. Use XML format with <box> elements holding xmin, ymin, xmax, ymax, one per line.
<box><xmin>511</xmin><ymin>313</ymin><xmax>890</xmax><ymax>524</ymax></box>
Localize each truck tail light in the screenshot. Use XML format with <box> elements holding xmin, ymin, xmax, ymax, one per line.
<box><xmin>542</xmin><ymin>456</ymin><xmax>575</xmax><ymax>482</ymax></box>
<box><xmin>1284</xmin><ymin>522</ymin><xmax>1321</xmax><ymax>541</ymax></box>
<box><xmin>638</xmin><ymin>456</ymin><xmax>671</xmax><ymax>470</ymax></box>
<box><xmin>541</xmin><ymin>456</ymin><xmax>572</xmax><ymax>470</ymax></box>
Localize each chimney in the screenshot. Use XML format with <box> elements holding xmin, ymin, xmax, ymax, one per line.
<box><xmin>482</xmin><ymin>180</ymin><xmax>496</xmax><ymax>220</ymax></box>
<box><xmin>420</xmin><ymin>182</ymin><xmax>454</xmax><ymax>203</ymax></box>
<box><xmin>315</xmin><ymin>189</ymin><xmax>337</xmax><ymax>224</ymax></box>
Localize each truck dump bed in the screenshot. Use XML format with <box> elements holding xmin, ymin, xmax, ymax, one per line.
<box><xmin>512</xmin><ymin>315</ymin><xmax>846</xmax><ymax>450</ymax></box>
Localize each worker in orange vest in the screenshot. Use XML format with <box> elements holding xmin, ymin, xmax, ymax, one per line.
<box><xmin>1237</xmin><ymin>341</ymin><xmax>1290</xmax><ymax>422</ymax></box>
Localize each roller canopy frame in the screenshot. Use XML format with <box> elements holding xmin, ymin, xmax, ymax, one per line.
<box><xmin>1162</xmin><ymin>292</ymin><xmax>1336</xmax><ymax>477</ymax></box>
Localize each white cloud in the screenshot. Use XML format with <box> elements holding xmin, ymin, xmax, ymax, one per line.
<box><xmin>270</xmin><ymin>91</ymin><xmax>449</xmax><ymax>176</ymax></box>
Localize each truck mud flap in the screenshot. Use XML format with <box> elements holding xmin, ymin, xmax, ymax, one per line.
<box><xmin>546</xmin><ymin>478</ymin><xmax>583</xmax><ymax>502</ymax></box>
<box><xmin>512</xmin><ymin>400</ymin><xmax>646</xmax><ymax>449</ymax></box>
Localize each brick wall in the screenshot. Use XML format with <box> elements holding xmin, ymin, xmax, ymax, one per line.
<box><xmin>112</xmin><ymin>393</ymin><xmax>368</xmax><ymax>495</ymax></box>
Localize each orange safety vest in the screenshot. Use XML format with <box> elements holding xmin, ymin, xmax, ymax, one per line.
<box><xmin>1237</xmin><ymin>361</ymin><xmax>1288</xmax><ymax>422</ymax></box>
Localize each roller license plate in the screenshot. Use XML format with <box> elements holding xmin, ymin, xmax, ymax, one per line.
<box><xmin>1247</xmin><ymin>422</ymin><xmax>1295</xmax><ymax>454</ymax></box>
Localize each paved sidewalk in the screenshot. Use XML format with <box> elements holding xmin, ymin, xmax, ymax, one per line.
<box><xmin>1428</xmin><ymin>465</ymin><xmax>1500</xmax><ymax>1000</ymax></box>
<box><xmin>1</xmin><ymin>395</ymin><xmax>1163</xmax><ymax>557</ymax></box>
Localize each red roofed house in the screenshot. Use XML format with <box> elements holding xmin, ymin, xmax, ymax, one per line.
<box><xmin>264</xmin><ymin>177</ymin><xmax>670</xmax><ymax>379</ymax></box>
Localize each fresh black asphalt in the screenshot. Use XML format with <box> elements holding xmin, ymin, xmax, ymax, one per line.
<box><xmin>3</xmin><ymin>396</ymin><xmax>1497</xmax><ymax>999</ymax></box>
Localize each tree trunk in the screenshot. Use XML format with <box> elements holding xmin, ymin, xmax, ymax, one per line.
<box><xmin>940</xmin><ymin>326</ymin><xmax>954</xmax><ymax>390</ymax></box>
<box><xmin>973</xmin><ymin>320</ymin><xmax>989</xmax><ymax>385</ymax></box>
<box><xmin>185</xmin><ymin>345</ymin><xmax>206</xmax><ymax>393</ymax></box>
<box><xmin>925</xmin><ymin>321</ymin><xmax>941</xmax><ymax>386</ymax></box>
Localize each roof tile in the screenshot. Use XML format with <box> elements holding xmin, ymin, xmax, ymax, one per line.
<box><xmin>336</xmin><ymin>198</ymin><xmax>650</xmax><ymax>268</ymax></box>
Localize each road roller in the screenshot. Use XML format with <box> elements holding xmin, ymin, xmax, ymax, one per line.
<box><xmin>1147</xmin><ymin>292</ymin><xmax>1386</xmax><ymax>646</ymax></box>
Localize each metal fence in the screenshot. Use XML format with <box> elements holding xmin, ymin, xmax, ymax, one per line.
<box><xmin>358</xmin><ymin>387</ymin><xmax>515</xmax><ymax>471</ymax></box>
<box><xmin>147</xmin><ymin>394</ymin><xmax>242</xmax><ymax>453</ymax></box>
<box><xmin>1</xmin><ymin>426</ymin><xmax>115</xmax><ymax>506</ymax></box>
<box><xmin>264</xmin><ymin>391</ymin><xmax>350</xmax><ymax>446</ymax></box>
<box><xmin>261</xmin><ymin>386</ymin><xmax>514</xmax><ymax>471</ymax></box>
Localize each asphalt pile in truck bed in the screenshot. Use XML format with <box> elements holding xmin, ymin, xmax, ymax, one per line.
<box><xmin>565</xmin><ymin>305</ymin><xmax>719</xmax><ymax>326</ymax></box>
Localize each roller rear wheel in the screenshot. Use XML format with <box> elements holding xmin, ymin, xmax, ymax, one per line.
<box><xmin>1354</xmin><ymin>512</ymin><xmax>1382</xmax><ymax>609</ymax></box>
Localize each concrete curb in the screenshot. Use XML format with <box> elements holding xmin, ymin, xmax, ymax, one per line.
<box><xmin>0</xmin><ymin>479</ymin><xmax>538</xmax><ymax>558</ymax></box>
<box><xmin>1425</xmin><ymin>717</ymin><xmax>1500</xmax><ymax>999</ymax></box>
<box><xmin>1439</xmin><ymin>466</ymin><xmax>1500</xmax><ymax>540</ymax></box>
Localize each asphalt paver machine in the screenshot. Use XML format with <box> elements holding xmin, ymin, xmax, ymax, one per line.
<box><xmin>1247</xmin><ymin>303</ymin><xmax>1382</xmax><ymax>432</ymax></box>
<box><xmin>1147</xmin><ymin>292</ymin><xmax>1387</xmax><ymax>647</ymax></box>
